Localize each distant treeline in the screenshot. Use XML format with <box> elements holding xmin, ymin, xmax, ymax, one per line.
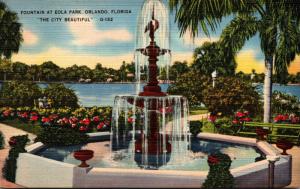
<box><xmin>0</xmin><ymin>59</ymin><xmax>299</xmax><ymax>84</ymax></box>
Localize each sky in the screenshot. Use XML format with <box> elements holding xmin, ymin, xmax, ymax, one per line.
<box><xmin>3</xmin><ymin>0</ymin><xmax>300</xmax><ymax>74</ymax></box>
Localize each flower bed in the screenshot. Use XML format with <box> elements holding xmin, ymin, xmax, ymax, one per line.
<box><xmin>0</xmin><ymin>107</ymin><xmax>112</xmax><ymax>134</ymax></box>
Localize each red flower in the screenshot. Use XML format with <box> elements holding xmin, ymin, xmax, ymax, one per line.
<box><xmin>97</xmin><ymin>122</ymin><xmax>106</xmax><ymax>130</ymax></box>
<box><xmin>235</xmin><ymin>111</ymin><xmax>245</xmax><ymax>118</ymax></box>
<box><xmin>30</xmin><ymin>115</ymin><xmax>39</xmax><ymax>121</ymax></box>
<box><xmin>128</xmin><ymin>117</ymin><xmax>134</xmax><ymax>124</ymax></box>
<box><xmin>242</xmin><ymin>117</ymin><xmax>252</xmax><ymax>122</ymax></box>
<box><xmin>92</xmin><ymin>116</ymin><xmax>100</xmax><ymax>123</ymax></box>
<box><xmin>42</xmin><ymin>117</ymin><xmax>51</xmax><ymax>123</ymax></box>
<box><xmin>208</xmin><ymin>155</ymin><xmax>219</xmax><ymax>165</ymax></box>
<box><xmin>21</xmin><ymin>112</ymin><xmax>29</xmax><ymax>119</ymax></box>
<box><xmin>8</xmin><ymin>137</ymin><xmax>17</xmax><ymax>147</ymax></box>
<box><xmin>69</xmin><ymin>117</ymin><xmax>78</xmax><ymax>124</ymax></box>
<box><xmin>81</xmin><ymin>118</ymin><xmax>91</xmax><ymax>126</ymax></box>
<box><xmin>49</xmin><ymin>114</ymin><xmax>59</xmax><ymax>121</ymax></box>
<box><xmin>79</xmin><ymin>126</ymin><xmax>87</xmax><ymax>132</ymax></box>
<box><xmin>209</xmin><ymin>115</ymin><xmax>217</xmax><ymax>123</ymax></box>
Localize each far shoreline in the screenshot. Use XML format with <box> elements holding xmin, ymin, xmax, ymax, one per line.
<box><xmin>0</xmin><ymin>80</ymin><xmax>299</xmax><ymax>86</ymax></box>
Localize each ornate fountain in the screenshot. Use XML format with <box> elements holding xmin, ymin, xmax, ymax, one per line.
<box><xmin>111</xmin><ymin>0</ymin><xmax>190</xmax><ymax>169</ymax></box>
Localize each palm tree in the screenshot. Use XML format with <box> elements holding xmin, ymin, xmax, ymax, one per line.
<box><xmin>0</xmin><ymin>1</ymin><xmax>23</xmax><ymax>63</ymax></box>
<box><xmin>169</xmin><ymin>0</ymin><xmax>300</xmax><ymax>123</ymax></box>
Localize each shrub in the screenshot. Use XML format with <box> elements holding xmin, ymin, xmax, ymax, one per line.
<box><xmin>0</xmin><ymin>131</ymin><xmax>4</xmax><ymax>149</ymax></box>
<box><xmin>168</xmin><ymin>70</ymin><xmax>210</xmax><ymax>107</ymax></box>
<box><xmin>2</xmin><ymin>135</ymin><xmax>29</xmax><ymax>182</ymax></box>
<box><xmin>189</xmin><ymin>121</ymin><xmax>203</xmax><ymax>136</ymax></box>
<box><xmin>203</xmin><ymin>77</ymin><xmax>261</xmax><ymax>116</ymax></box>
<box><xmin>272</xmin><ymin>91</ymin><xmax>300</xmax><ymax>115</ymax></box>
<box><xmin>0</xmin><ymin>81</ymin><xmax>42</xmax><ymax>107</ymax></box>
<box><xmin>35</xmin><ymin>126</ymin><xmax>89</xmax><ymax>146</ymax></box>
<box><xmin>43</xmin><ymin>83</ymin><xmax>79</xmax><ymax>109</ymax></box>
<box><xmin>202</xmin><ymin>152</ymin><xmax>234</xmax><ymax>189</ymax></box>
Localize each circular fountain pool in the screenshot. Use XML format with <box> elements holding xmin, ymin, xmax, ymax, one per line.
<box><xmin>35</xmin><ymin>137</ymin><xmax>265</xmax><ymax>171</ymax></box>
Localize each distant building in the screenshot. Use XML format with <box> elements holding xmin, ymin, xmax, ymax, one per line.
<box><xmin>127</xmin><ymin>73</ymin><xmax>134</xmax><ymax>78</ymax></box>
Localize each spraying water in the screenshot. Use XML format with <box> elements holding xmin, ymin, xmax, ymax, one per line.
<box><xmin>134</xmin><ymin>0</ymin><xmax>171</xmax><ymax>94</ymax></box>
<box><xmin>111</xmin><ymin>0</ymin><xmax>190</xmax><ymax>169</ymax></box>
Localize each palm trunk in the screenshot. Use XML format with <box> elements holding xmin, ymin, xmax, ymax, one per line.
<box><xmin>263</xmin><ymin>56</ymin><xmax>273</xmax><ymax>123</ymax></box>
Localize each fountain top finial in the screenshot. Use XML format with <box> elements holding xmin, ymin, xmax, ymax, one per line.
<box><xmin>144</xmin><ymin>4</ymin><xmax>159</xmax><ymax>42</ymax></box>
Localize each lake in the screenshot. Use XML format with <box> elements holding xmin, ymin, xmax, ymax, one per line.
<box><xmin>39</xmin><ymin>83</ymin><xmax>299</xmax><ymax>107</ymax></box>
<box><xmin>0</xmin><ymin>82</ymin><xmax>298</xmax><ymax>107</ymax></box>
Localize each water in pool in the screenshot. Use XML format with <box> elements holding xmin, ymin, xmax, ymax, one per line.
<box><xmin>35</xmin><ymin>138</ymin><xmax>265</xmax><ymax>171</ymax></box>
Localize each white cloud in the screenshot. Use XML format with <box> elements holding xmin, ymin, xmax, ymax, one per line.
<box><xmin>12</xmin><ymin>47</ymin><xmax>133</xmax><ymax>69</ymax></box>
<box><xmin>182</xmin><ymin>32</ymin><xmax>218</xmax><ymax>46</ymax></box>
<box><xmin>23</xmin><ymin>29</ymin><xmax>39</xmax><ymax>46</ymax></box>
<box><xmin>68</xmin><ymin>17</ymin><xmax>133</xmax><ymax>46</ymax></box>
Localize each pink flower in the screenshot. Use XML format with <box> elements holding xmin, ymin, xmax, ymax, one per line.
<box><xmin>232</xmin><ymin>119</ymin><xmax>239</xmax><ymax>125</ymax></box>
<box><xmin>69</xmin><ymin>117</ymin><xmax>78</xmax><ymax>124</ymax></box>
<box><xmin>92</xmin><ymin>116</ymin><xmax>100</xmax><ymax>123</ymax></box>
<box><xmin>3</xmin><ymin>110</ymin><xmax>11</xmax><ymax>117</ymax></box>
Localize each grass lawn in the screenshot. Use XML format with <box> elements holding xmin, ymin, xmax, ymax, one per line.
<box><xmin>189</xmin><ymin>107</ymin><xmax>209</xmax><ymax>115</ymax></box>
<box><xmin>0</xmin><ymin>119</ymin><xmax>42</xmax><ymax>135</ymax></box>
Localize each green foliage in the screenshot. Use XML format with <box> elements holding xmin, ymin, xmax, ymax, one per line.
<box><xmin>202</xmin><ymin>152</ymin><xmax>234</xmax><ymax>189</ymax></box>
<box><xmin>35</xmin><ymin>126</ymin><xmax>89</xmax><ymax>146</ymax></box>
<box><xmin>0</xmin><ymin>81</ymin><xmax>42</xmax><ymax>107</ymax></box>
<box><xmin>43</xmin><ymin>83</ymin><xmax>79</xmax><ymax>109</ymax></box>
<box><xmin>0</xmin><ymin>1</ymin><xmax>23</xmax><ymax>60</ymax></box>
<box><xmin>272</xmin><ymin>90</ymin><xmax>300</xmax><ymax>115</ymax></box>
<box><xmin>189</xmin><ymin>121</ymin><xmax>203</xmax><ymax>136</ymax></box>
<box><xmin>2</xmin><ymin>135</ymin><xmax>29</xmax><ymax>182</ymax></box>
<box><xmin>203</xmin><ymin>77</ymin><xmax>261</xmax><ymax>116</ymax></box>
<box><xmin>0</xmin><ymin>131</ymin><xmax>4</xmax><ymax>149</ymax></box>
<box><xmin>168</xmin><ymin>70</ymin><xmax>210</xmax><ymax>107</ymax></box>
<box><xmin>192</xmin><ymin>42</ymin><xmax>236</xmax><ymax>76</ymax></box>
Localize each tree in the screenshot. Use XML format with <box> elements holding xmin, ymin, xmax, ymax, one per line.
<box><xmin>0</xmin><ymin>59</ymin><xmax>11</xmax><ymax>81</ymax></box>
<box><xmin>0</xmin><ymin>1</ymin><xmax>23</xmax><ymax>63</ymax></box>
<box><xmin>170</xmin><ymin>1</ymin><xmax>300</xmax><ymax>122</ymax></box>
<box><xmin>169</xmin><ymin>61</ymin><xmax>190</xmax><ymax>80</ymax></box>
<box><xmin>40</xmin><ymin>61</ymin><xmax>60</xmax><ymax>81</ymax></box>
<box><xmin>192</xmin><ymin>42</ymin><xmax>236</xmax><ymax>76</ymax></box>
<box><xmin>11</xmin><ymin>61</ymin><xmax>29</xmax><ymax>80</ymax></box>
